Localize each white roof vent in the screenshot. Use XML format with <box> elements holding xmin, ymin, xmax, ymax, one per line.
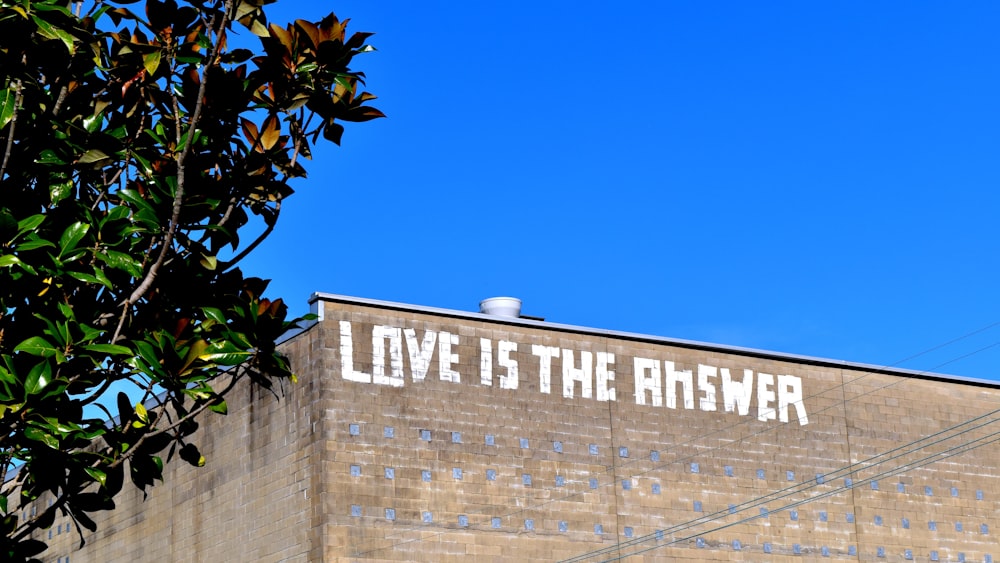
<box><xmin>479</xmin><ymin>297</ymin><xmax>522</xmax><ymax>318</ymax></box>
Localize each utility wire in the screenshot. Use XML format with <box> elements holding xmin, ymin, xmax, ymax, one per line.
<box><xmin>562</xmin><ymin>405</ymin><xmax>1000</xmax><ymax>562</ymax></box>
<box><xmin>348</xmin><ymin>326</ymin><xmax>1000</xmax><ymax>558</ymax></box>
<box><xmin>597</xmin><ymin>428</ymin><xmax>1000</xmax><ymax>562</ymax></box>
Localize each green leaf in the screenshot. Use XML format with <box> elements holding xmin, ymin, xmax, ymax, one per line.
<box><xmin>134</xmin><ymin>340</ymin><xmax>160</xmax><ymax>368</ymax></box>
<box><xmin>209</xmin><ymin>399</ymin><xmax>227</xmax><ymax>414</ymax></box>
<box><xmin>97</xmin><ymin>250</ymin><xmax>143</xmax><ymax>277</ymax></box>
<box><xmin>83</xmin><ymin>112</ymin><xmax>104</xmax><ymax>134</ymax></box>
<box><xmin>35</xmin><ymin>149</ymin><xmax>66</xmax><ymax>165</ymax></box>
<box><xmin>85</xmin><ymin>467</ymin><xmax>108</xmax><ymax>488</ymax></box>
<box><xmin>49</xmin><ymin>176</ymin><xmax>73</xmax><ymax>204</ymax></box>
<box><xmin>78</xmin><ymin>323</ymin><xmax>102</xmax><ymax>342</ymax></box>
<box><xmin>30</xmin><ymin>14</ymin><xmax>76</xmax><ymax>54</ymax></box>
<box><xmin>67</xmin><ymin>271</ymin><xmax>103</xmax><ymax>285</ymax></box>
<box><xmin>16</xmin><ymin>214</ymin><xmax>45</xmax><ymax>236</ymax></box>
<box><xmin>179</xmin><ymin>339</ymin><xmax>208</xmax><ymax>374</ymax></box>
<box><xmin>78</xmin><ymin>149</ymin><xmax>110</xmax><ymax>164</ymax></box>
<box><xmin>199</xmin><ymin>255</ymin><xmax>217</xmax><ymax>270</ymax></box>
<box><xmin>23</xmin><ymin>426</ymin><xmax>59</xmax><ymax>449</ymax></box>
<box><xmin>202</xmin><ymin>307</ymin><xmax>227</xmax><ymax>324</ymax></box>
<box><xmin>92</xmin><ymin>266</ymin><xmax>113</xmax><ymax>288</ymax></box>
<box><xmin>14</xmin><ymin>336</ymin><xmax>58</xmax><ymax>357</ymax></box>
<box><xmin>143</xmin><ymin>50</ymin><xmax>162</xmax><ymax>75</ymax></box>
<box><xmin>82</xmin><ymin>344</ymin><xmax>133</xmax><ymax>356</ymax></box>
<box><xmin>0</xmin><ymin>255</ymin><xmax>21</xmax><ymax>268</ymax></box>
<box><xmin>23</xmin><ymin>360</ymin><xmax>52</xmax><ymax>396</ymax></box>
<box><xmin>135</xmin><ymin>402</ymin><xmax>148</xmax><ymax>424</ymax></box>
<box><xmin>40</xmin><ymin>416</ymin><xmax>79</xmax><ymax>435</ymax></box>
<box><xmin>15</xmin><ymin>238</ymin><xmax>54</xmax><ymax>251</ymax></box>
<box><xmin>0</xmin><ymin>88</ymin><xmax>14</xmax><ymax>130</ymax></box>
<box><xmin>199</xmin><ymin>349</ymin><xmax>252</xmax><ymax>366</ymax></box>
<box><xmin>58</xmin><ymin>222</ymin><xmax>90</xmax><ymax>258</ymax></box>
<box><xmin>0</xmin><ymin>363</ymin><xmax>15</xmax><ymax>386</ymax></box>
<box><xmin>57</xmin><ymin>301</ymin><xmax>73</xmax><ymax>320</ymax></box>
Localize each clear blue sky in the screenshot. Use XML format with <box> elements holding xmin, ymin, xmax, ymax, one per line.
<box><xmin>242</xmin><ymin>1</ymin><xmax>1000</xmax><ymax>381</ymax></box>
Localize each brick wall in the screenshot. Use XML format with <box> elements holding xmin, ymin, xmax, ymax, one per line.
<box><xmin>32</xmin><ymin>295</ymin><xmax>1000</xmax><ymax>562</ymax></box>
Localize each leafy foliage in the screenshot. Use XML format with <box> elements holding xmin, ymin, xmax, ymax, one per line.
<box><xmin>0</xmin><ymin>0</ymin><xmax>382</xmax><ymax>559</ymax></box>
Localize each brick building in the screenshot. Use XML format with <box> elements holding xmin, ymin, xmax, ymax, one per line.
<box><xmin>34</xmin><ymin>293</ymin><xmax>1000</xmax><ymax>562</ymax></box>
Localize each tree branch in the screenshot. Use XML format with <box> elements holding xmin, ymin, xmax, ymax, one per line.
<box><xmin>106</xmin><ymin>369</ymin><xmax>240</xmax><ymax>470</ymax></box>
<box><xmin>0</xmin><ymin>79</ymin><xmax>22</xmax><ymax>181</ymax></box>
<box><xmin>112</xmin><ymin>1</ymin><xmax>234</xmax><ymax>343</ymax></box>
<box><xmin>220</xmin><ymin>200</ymin><xmax>280</xmax><ymax>270</ymax></box>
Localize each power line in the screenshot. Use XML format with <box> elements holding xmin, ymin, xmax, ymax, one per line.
<box><xmin>599</xmin><ymin>428</ymin><xmax>1000</xmax><ymax>562</ymax></box>
<box><xmin>347</xmin><ymin>325</ymin><xmax>1000</xmax><ymax>558</ymax></box>
<box><xmin>562</xmin><ymin>405</ymin><xmax>1000</xmax><ymax>561</ymax></box>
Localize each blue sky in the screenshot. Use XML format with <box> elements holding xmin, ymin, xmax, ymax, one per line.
<box><xmin>241</xmin><ymin>1</ymin><xmax>1000</xmax><ymax>380</ymax></box>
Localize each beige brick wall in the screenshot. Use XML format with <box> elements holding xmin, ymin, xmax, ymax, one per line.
<box><xmin>31</xmin><ymin>296</ymin><xmax>1000</xmax><ymax>562</ymax></box>
<box><xmin>32</xmin><ymin>325</ymin><xmax>324</xmax><ymax>562</ymax></box>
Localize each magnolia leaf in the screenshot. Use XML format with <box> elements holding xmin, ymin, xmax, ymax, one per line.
<box><xmin>235</xmin><ymin>3</ymin><xmax>268</xmax><ymax>37</ymax></box>
<box><xmin>14</xmin><ymin>238</ymin><xmax>55</xmax><ymax>251</ymax></box>
<box><xmin>0</xmin><ymin>3</ymin><xmax>381</xmax><ymax>554</ymax></box>
<box><xmin>199</xmin><ymin>350</ymin><xmax>253</xmax><ymax>366</ymax></box>
<box><xmin>343</xmin><ymin>106</ymin><xmax>387</xmax><ymax>123</ymax></box>
<box><xmin>78</xmin><ymin>149</ymin><xmax>110</xmax><ymax>164</ymax></box>
<box><xmin>209</xmin><ymin>399</ymin><xmax>227</xmax><ymax>415</ymax></box>
<box><xmin>49</xmin><ymin>177</ymin><xmax>73</xmax><ymax>204</ymax></box>
<box><xmin>23</xmin><ymin>426</ymin><xmax>59</xmax><ymax>449</ymax></box>
<box><xmin>199</xmin><ymin>255</ymin><xmax>217</xmax><ymax>270</ymax></box>
<box><xmin>323</xmin><ymin>122</ymin><xmax>344</xmax><ymax>145</ymax></box>
<box><xmin>58</xmin><ymin>222</ymin><xmax>90</xmax><ymax>258</ymax></box>
<box><xmin>241</xmin><ymin>118</ymin><xmax>259</xmax><ymax>145</ymax></box>
<box><xmin>179</xmin><ymin>339</ymin><xmax>208</xmax><ymax>374</ymax></box>
<box><xmin>16</xmin><ymin>214</ymin><xmax>46</xmax><ymax>236</ymax></box>
<box><xmin>135</xmin><ymin>402</ymin><xmax>148</xmax><ymax>424</ymax></box>
<box><xmin>35</xmin><ymin>149</ymin><xmax>66</xmax><ymax>165</ymax></box>
<box><xmin>83</xmin><ymin>112</ymin><xmax>104</xmax><ymax>134</ymax></box>
<box><xmin>116</xmin><ymin>392</ymin><xmax>131</xmax><ymax>424</ymax></box>
<box><xmin>14</xmin><ymin>336</ymin><xmax>58</xmax><ymax>357</ymax></box>
<box><xmin>0</xmin><ymin>88</ymin><xmax>15</xmax><ymax>130</ymax></box>
<box><xmin>0</xmin><ymin>255</ymin><xmax>21</xmax><ymax>268</ymax></box>
<box><xmin>97</xmin><ymin>250</ymin><xmax>144</xmax><ymax>277</ymax></box>
<box><xmin>179</xmin><ymin>443</ymin><xmax>206</xmax><ymax>467</ymax></box>
<box><xmin>85</xmin><ymin>467</ymin><xmax>108</xmax><ymax>488</ymax></box>
<box><xmin>260</xmin><ymin>115</ymin><xmax>280</xmax><ymax>150</ymax></box>
<box><xmin>30</xmin><ymin>14</ymin><xmax>76</xmax><ymax>54</ymax></box>
<box><xmin>268</xmin><ymin>23</ymin><xmax>294</xmax><ymax>49</ymax></box>
<box><xmin>23</xmin><ymin>360</ymin><xmax>53</xmax><ymax>395</ymax></box>
<box><xmin>66</xmin><ymin>270</ymin><xmax>102</xmax><ymax>284</ymax></box>
<box><xmin>82</xmin><ymin>344</ymin><xmax>133</xmax><ymax>356</ymax></box>
<box><xmin>202</xmin><ymin>307</ymin><xmax>227</xmax><ymax>324</ymax></box>
<box><xmin>143</xmin><ymin>50</ymin><xmax>162</xmax><ymax>75</ymax></box>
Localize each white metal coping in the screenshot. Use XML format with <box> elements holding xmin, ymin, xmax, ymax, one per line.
<box><xmin>306</xmin><ymin>292</ymin><xmax>1000</xmax><ymax>389</ymax></box>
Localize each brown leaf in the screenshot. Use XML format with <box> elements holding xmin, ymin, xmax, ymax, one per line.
<box><xmin>318</xmin><ymin>13</ymin><xmax>345</xmax><ymax>41</ymax></box>
<box><xmin>294</xmin><ymin>20</ymin><xmax>320</xmax><ymax>49</ymax></box>
<box><xmin>259</xmin><ymin>115</ymin><xmax>280</xmax><ymax>150</ymax></box>
<box><xmin>268</xmin><ymin>23</ymin><xmax>294</xmax><ymax>50</ymax></box>
<box><xmin>342</xmin><ymin>106</ymin><xmax>385</xmax><ymax>123</ymax></box>
<box><xmin>240</xmin><ymin>118</ymin><xmax>259</xmax><ymax>146</ymax></box>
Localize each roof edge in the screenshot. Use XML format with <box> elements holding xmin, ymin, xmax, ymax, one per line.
<box><xmin>308</xmin><ymin>292</ymin><xmax>1000</xmax><ymax>389</ymax></box>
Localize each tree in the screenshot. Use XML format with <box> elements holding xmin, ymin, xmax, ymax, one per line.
<box><xmin>0</xmin><ymin>0</ymin><xmax>383</xmax><ymax>559</ymax></box>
